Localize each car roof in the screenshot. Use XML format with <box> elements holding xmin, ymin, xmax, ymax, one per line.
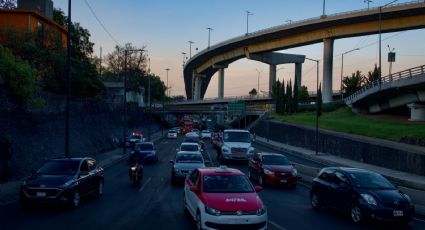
<box><xmin>257</xmin><ymin>152</ymin><xmax>284</xmax><ymax>157</ymax></box>
<box><xmin>181</xmin><ymin>142</ymin><xmax>199</xmax><ymax>146</ymax></box>
<box><xmin>322</xmin><ymin>167</ymin><xmax>375</xmax><ymax>174</ymax></box>
<box><xmin>177</xmin><ymin>151</ymin><xmax>202</xmax><ymax>155</ymax></box>
<box><xmin>198</xmin><ymin>166</ymin><xmax>244</xmax><ymax>176</ymax></box>
<box><xmin>137</xmin><ymin>142</ymin><xmax>154</xmax><ymax>145</ymax></box>
<box><xmin>224</xmin><ymin>129</ymin><xmax>249</xmax><ymax>133</ymax></box>
<box><xmin>50</xmin><ymin>157</ymin><xmax>91</xmax><ymax>162</ymax></box>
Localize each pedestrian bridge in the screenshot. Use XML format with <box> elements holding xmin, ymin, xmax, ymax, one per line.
<box><xmin>345</xmin><ymin>65</ymin><xmax>425</xmax><ymax>121</ymax></box>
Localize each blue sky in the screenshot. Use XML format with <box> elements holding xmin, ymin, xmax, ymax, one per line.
<box><xmin>52</xmin><ymin>0</ymin><xmax>425</xmax><ymax>98</ymax></box>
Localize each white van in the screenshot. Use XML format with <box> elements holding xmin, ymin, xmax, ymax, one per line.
<box><xmin>220</xmin><ymin>129</ymin><xmax>255</xmax><ymax>161</ymax></box>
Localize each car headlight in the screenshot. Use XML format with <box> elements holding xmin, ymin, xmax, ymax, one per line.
<box><xmin>222</xmin><ymin>147</ymin><xmax>230</xmax><ymax>154</ymax></box>
<box><xmin>61</xmin><ymin>180</ymin><xmax>74</xmax><ymax>189</ymax></box>
<box><xmin>263</xmin><ymin>168</ymin><xmax>274</xmax><ymax>176</ymax></box>
<box><xmin>205</xmin><ymin>206</ymin><xmax>221</xmax><ymax>216</ymax></box>
<box><xmin>131</xmin><ymin>167</ymin><xmax>137</xmax><ymax>171</ymax></box>
<box><xmin>361</xmin><ymin>194</ymin><xmax>377</xmax><ymax>206</ymax></box>
<box><xmin>292</xmin><ymin>168</ymin><xmax>298</xmax><ymax>176</ymax></box>
<box><xmin>256</xmin><ymin>205</ymin><xmax>267</xmax><ymax>216</ymax></box>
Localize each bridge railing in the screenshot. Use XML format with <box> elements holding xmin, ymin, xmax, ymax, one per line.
<box><xmin>344</xmin><ymin>65</ymin><xmax>425</xmax><ymax>104</ymax></box>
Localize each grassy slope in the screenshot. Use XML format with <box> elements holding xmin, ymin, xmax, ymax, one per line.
<box><xmin>270</xmin><ymin>107</ymin><xmax>425</xmax><ymax>141</ymax></box>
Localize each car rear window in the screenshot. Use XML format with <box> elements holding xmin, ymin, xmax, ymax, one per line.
<box><xmin>262</xmin><ymin>155</ymin><xmax>290</xmax><ymax>165</ymax></box>
<box><xmin>181</xmin><ymin>145</ymin><xmax>199</xmax><ymax>151</ymax></box>
<box><xmin>202</xmin><ymin>175</ymin><xmax>254</xmax><ymax>193</ymax></box>
<box><xmin>176</xmin><ymin>153</ymin><xmax>203</xmax><ymax>163</ymax></box>
<box><xmin>136</xmin><ymin>143</ymin><xmax>154</xmax><ymax>151</ymax></box>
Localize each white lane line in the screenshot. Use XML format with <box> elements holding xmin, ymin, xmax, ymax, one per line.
<box><xmin>269</xmin><ymin>220</ymin><xmax>288</xmax><ymax>230</ymax></box>
<box><xmin>138</xmin><ymin>177</ymin><xmax>152</xmax><ymax>193</ymax></box>
<box><xmin>413</xmin><ymin>217</ymin><xmax>425</xmax><ymax>223</ymax></box>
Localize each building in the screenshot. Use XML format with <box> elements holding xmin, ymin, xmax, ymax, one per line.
<box><xmin>103</xmin><ymin>82</ymin><xmax>146</xmax><ymax>107</ymax></box>
<box><xmin>0</xmin><ymin>0</ymin><xmax>67</xmax><ymax>48</ymax></box>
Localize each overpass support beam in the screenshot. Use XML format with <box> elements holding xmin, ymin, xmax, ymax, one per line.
<box><xmin>323</xmin><ymin>38</ymin><xmax>334</xmax><ymax>103</ymax></box>
<box><xmin>269</xmin><ymin>64</ymin><xmax>276</xmax><ymax>96</ymax></box>
<box><xmin>408</xmin><ymin>103</ymin><xmax>425</xmax><ymax>121</ymax></box>
<box><xmin>218</xmin><ymin>68</ymin><xmax>225</xmax><ymax>99</ymax></box>
<box><xmin>295</xmin><ymin>63</ymin><xmax>302</xmax><ymax>91</ymax></box>
<box><xmin>193</xmin><ymin>74</ymin><xmax>203</xmax><ymax>100</ymax></box>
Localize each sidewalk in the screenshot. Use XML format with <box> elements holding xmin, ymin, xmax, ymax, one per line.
<box><xmin>0</xmin><ymin>131</ymin><xmax>164</xmax><ymax>206</ymax></box>
<box><xmin>255</xmin><ymin>136</ymin><xmax>425</xmax><ymax>216</ymax></box>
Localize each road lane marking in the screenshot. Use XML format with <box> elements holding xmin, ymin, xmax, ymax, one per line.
<box><xmin>269</xmin><ymin>220</ymin><xmax>288</xmax><ymax>230</ymax></box>
<box><xmin>413</xmin><ymin>217</ymin><xmax>425</xmax><ymax>223</ymax></box>
<box><xmin>138</xmin><ymin>177</ymin><xmax>152</xmax><ymax>193</ymax></box>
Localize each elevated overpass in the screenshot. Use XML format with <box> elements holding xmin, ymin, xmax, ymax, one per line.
<box><xmin>184</xmin><ymin>1</ymin><xmax>425</xmax><ymax>102</ymax></box>
<box><xmin>345</xmin><ymin>65</ymin><xmax>425</xmax><ymax>121</ymax></box>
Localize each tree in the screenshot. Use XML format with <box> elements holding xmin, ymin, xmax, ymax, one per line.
<box><xmin>249</xmin><ymin>88</ymin><xmax>257</xmax><ymax>97</ymax></box>
<box><xmin>299</xmin><ymin>85</ymin><xmax>309</xmax><ymax>102</ymax></box>
<box><xmin>342</xmin><ymin>70</ymin><xmax>364</xmax><ymax>97</ymax></box>
<box><xmin>271</xmin><ymin>80</ymin><xmax>283</xmax><ymax>113</ymax></box>
<box><xmin>0</xmin><ymin>0</ymin><xmax>16</xmax><ymax>9</ymax></box>
<box><xmin>365</xmin><ymin>64</ymin><xmax>380</xmax><ymax>85</ymax></box>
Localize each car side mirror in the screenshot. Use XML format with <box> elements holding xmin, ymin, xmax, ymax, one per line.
<box><xmin>190</xmin><ymin>185</ymin><xmax>199</xmax><ymax>193</ymax></box>
<box><xmin>255</xmin><ymin>186</ymin><xmax>263</xmax><ymax>193</ymax></box>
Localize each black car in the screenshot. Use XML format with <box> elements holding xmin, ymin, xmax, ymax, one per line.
<box><xmin>134</xmin><ymin>142</ymin><xmax>158</xmax><ymax>163</ymax></box>
<box><xmin>310</xmin><ymin>167</ymin><xmax>414</xmax><ymax>224</ymax></box>
<box><xmin>20</xmin><ymin>157</ymin><xmax>104</xmax><ymax>208</ymax></box>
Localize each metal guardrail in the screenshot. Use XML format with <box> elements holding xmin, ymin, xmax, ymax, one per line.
<box><xmin>344</xmin><ymin>65</ymin><xmax>425</xmax><ymax>104</ymax></box>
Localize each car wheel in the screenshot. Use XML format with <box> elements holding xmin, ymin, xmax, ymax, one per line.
<box><xmin>351</xmin><ymin>205</ymin><xmax>363</xmax><ymax>224</ymax></box>
<box><xmin>310</xmin><ymin>191</ymin><xmax>321</xmax><ymax>210</ymax></box>
<box><xmin>196</xmin><ymin>211</ymin><xmax>203</xmax><ymax>230</ymax></box>
<box><xmin>95</xmin><ymin>181</ymin><xmax>104</xmax><ymax>197</ymax></box>
<box><xmin>72</xmin><ymin>191</ymin><xmax>80</xmax><ymax>208</ymax></box>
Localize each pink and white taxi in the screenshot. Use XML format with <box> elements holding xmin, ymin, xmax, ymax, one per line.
<box><xmin>183</xmin><ymin>166</ymin><xmax>267</xmax><ymax>230</ymax></box>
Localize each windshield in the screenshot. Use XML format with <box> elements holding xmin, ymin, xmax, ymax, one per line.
<box><xmin>223</xmin><ymin>132</ymin><xmax>250</xmax><ymax>143</ymax></box>
<box><xmin>176</xmin><ymin>153</ymin><xmax>203</xmax><ymax>163</ymax></box>
<box><xmin>136</xmin><ymin>143</ymin><xmax>153</xmax><ymax>151</ymax></box>
<box><xmin>262</xmin><ymin>155</ymin><xmax>290</xmax><ymax>165</ymax></box>
<box><xmin>349</xmin><ymin>171</ymin><xmax>395</xmax><ymax>189</ymax></box>
<box><xmin>181</xmin><ymin>145</ymin><xmax>199</xmax><ymax>151</ymax></box>
<box><xmin>38</xmin><ymin>160</ymin><xmax>80</xmax><ymax>175</ymax></box>
<box><xmin>203</xmin><ymin>175</ymin><xmax>254</xmax><ymax>193</ymax></box>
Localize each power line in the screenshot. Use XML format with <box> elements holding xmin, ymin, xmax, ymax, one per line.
<box><xmin>83</xmin><ymin>0</ymin><xmax>120</xmax><ymax>46</ymax></box>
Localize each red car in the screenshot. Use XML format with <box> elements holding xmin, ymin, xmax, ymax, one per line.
<box><xmin>183</xmin><ymin>166</ymin><xmax>268</xmax><ymax>230</ymax></box>
<box><xmin>248</xmin><ymin>152</ymin><xmax>298</xmax><ymax>188</ymax></box>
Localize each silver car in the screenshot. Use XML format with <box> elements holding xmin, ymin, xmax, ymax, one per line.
<box><xmin>170</xmin><ymin>151</ymin><xmax>205</xmax><ymax>185</ymax></box>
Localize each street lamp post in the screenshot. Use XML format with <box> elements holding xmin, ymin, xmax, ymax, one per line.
<box><xmin>322</xmin><ymin>0</ymin><xmax>326</xmax><ymax>16</ymax></box>
<box><xmin>255</xmin><ymin>68</ymin><xmax>263</xmax><ymax>96</ymax></box>
<box><xmin>246</xmin><ymin>10</ymin><xmax>253</xmax><ymax>35</ymax></box>
<box><xmin>181</xmin><ymin>52</ymin><xmax>186</xmax><ymax>67</ymax></box>
<box><xmin>364</xmin><ymin>0</ymin><xmax>372</xmax><ymax>9</ymax></box>
<box><xmin>305</xmin><ymin>57</ymin><xmax>320</xmax><ymax>155</ymax></box>
<box><xmin>188</xmin><ymin>41</ymin><xmax>194</xmax><ymax>59</ymax></box>
<box><xmin>123</xmin><ymin>49</ymin><xmax>144</xmax><ymax>155</ymax></box>
<box><xmin>65</xmin><ymin>0</ymin><xmax>72</xmax><ymax>157</ymax></box>
<box><xmin>206</xmin><ymin>27</ymin><xmax>213</xmax><ymax>48</ymax></box>
<box><xmin>165</xmin><ymin>68</ymin><xmax>170</xmax><ymax>97</ymax></box>
<box><xmin>387</xmin><ymin>45</ymin><xmax>395</xmax><ymax>76</ymax></box>
<box><xmin>340</xmin><ymin>48</ymin><xmax>360</xmax><ymax>98</ymax></box>
<box><xmin>379</xmin><ymin>0</ymin><xmax>399</xmax><ymax>79</ymax></box>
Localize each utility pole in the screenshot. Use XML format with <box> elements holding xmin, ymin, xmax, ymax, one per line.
<box><xmin>379</xmin><ymin>0</ymin><xmax>399</xmax><ymax>80</ymax></box>
<box><xmin>305</xmin><ymin>57</ymin><xmax>319</xmax><ymax>155</ymax></box>
<box><xmin>246</xmin><ymin>10</ymin><xmax>253</xmax><ymax>35</ymax></box>
<box><xmin>255</xmin><ymin>68</ymin><xmax>263</xmax><ymax>96</ymax></box>
<box><xmin>364</xmin><ymin>0</ymin><xmax>372</xmax><ymax>10</ymax></box>
<box><xmin>206</xmin><ymin>27</ymin><xmax>213</xmax><ymax>48</ymax></box>
<box><xmin>165</xmin><ymin>68</ymin><xmax>170</xmax><ymax>97</ymax></box>
<box><xmin>65</xmin><ymin>0</ymin><xmax>72</xmax><ymax>158</ymax></box>
<box><xmin>322</xmin><ymin>0</ymin><xmax>326</xmax><ymax>16</ymax></box>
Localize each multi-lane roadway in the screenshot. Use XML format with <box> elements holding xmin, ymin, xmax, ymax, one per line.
<box><xmin>1</xmin><ymin>136</ymin><xmax>424</xmax><ymax>230</ymax></box>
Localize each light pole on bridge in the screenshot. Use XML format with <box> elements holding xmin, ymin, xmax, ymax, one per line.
<box><xmin>305</xmin><ymin>57</ymin><xmax>320</xmax><ymax>155</ymax></box>
<box><xmin>206</xmin><ymin>27</ymin><xmax>213</xmax><ymax>49</ymax></box>
<box><xmin>188</xmin><ymin>41</ymin><xmax>194</xmax><ymax>59</ymax></box>
<box><xmin>379</xmin><ymin>0</ymin><xmax>399</xmax><ymax>80</ymax></box>
<box><xmin>246</xmin><ymin>10</ymin><xmax>253</xmax><ymax>35</ymax></box>
<box><xmin>340</xmin><ymin>48</ymin><xmax>360</xmax><ymax>98</ymax></box>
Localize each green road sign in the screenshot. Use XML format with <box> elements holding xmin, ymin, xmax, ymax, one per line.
<box><xmin>228</xmin><ymin>101</ymin><xmax>246</xmax><ymax>115</ymax></box>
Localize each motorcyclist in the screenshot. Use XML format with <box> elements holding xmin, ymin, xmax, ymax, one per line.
<box><xmin>128</xmin><ymin>150</ymin><xmax>144</xmax><ymax>178</ymax></box>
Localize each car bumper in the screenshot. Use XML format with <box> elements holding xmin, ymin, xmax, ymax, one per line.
<box><xmin>222</xmin><ymin>154</ymin><xmax>249</xmax><ymax>161</ymax></box>
<box><xmin>264</xmin><ymin>174</ymin><xmax>297</xmax><ymax>186</ymax></box>
<box><xmin>361</xmin><ymin>204</ymin><xmax>414</xmax><ymax>223</ymax></box>
<box><xmin>141</xmin><ymin>154</ymin><xmax>156</xmax><ymax>161</ymax></box>
<box><xmin>202</xmin><ymin>213</ymin><xmax>267</xmax><ymax>230</ymax></box>
<box><xmin>168</xmin><ymin>135</ymin><xmax>177</xmax><ymax>138</ymax></box>
<box><xmin>20</xmin><ymin>189</ymin><xmax>72</xmax><ymax>205</ymax></box>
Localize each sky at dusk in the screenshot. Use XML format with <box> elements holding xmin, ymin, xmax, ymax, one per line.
<box><xmin>52</xmin><ymin>0</ymin><xmax>425</xmax><ymax>98</ymax></box>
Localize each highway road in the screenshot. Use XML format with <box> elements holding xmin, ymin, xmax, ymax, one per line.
<box><xmin>1</xmin><ymin>136</ymin><xmax>424</xmax><ymax>230</ymax></box>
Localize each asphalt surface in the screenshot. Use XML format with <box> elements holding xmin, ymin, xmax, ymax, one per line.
<box><xmin>1</xmin><ymin>136</ymin><xmax>424</xmax><ymax>230</ymax></box>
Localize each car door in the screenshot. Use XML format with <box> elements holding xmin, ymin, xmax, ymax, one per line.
<box><xmin>78</xmin><ymin>160</ymin><xmax>91</xmax><ymax>196</ymax></box>
<box><xmin>316</xmin><ymin>169</ymin><xmax>335</xmax><ymax>206</ymax></box>
<box><xmin>86</xmin><ymin>159</ymin><xmax>98</xmax><ymax>193</ymax></box>
<box><xmin>331</xmin><ymin>171</ymin><xmax>353</xmax><ymax>211</ymax></box>
<box><xmin>185</xmin><ymin>170</ymin><xmax>200</xmax><ymax>215</ymax></box>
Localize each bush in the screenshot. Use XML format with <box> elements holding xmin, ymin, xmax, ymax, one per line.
<box><xmin>298</xmin><ymin>100</ymin><xmax>346</xmax><ymax>113</ymax></box>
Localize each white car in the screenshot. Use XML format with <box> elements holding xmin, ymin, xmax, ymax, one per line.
<box><xmin>167</xmin><ymin>130</ymin><xmax>178</xmax><ymax>139</ymax></box>
<box><xmin>179</xmin><ymin>142</ymin><xmax>202</xmax><ymax>152</ymax></box>
<box><xmin>186</xmin><ymin>131</ymin><xmax>200</xmax><ymax>138</ymax></box>
<box><xmin>201</xmin><ymin>130</ymin><xmax>212</xmax><ymax>139</ymax></box>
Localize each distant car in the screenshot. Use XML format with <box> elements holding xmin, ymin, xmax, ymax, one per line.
<box><xmin>310</xmin><ymin>167</ymin><xmax>414</xmax><ymax>224</ymax></box>
<box><xmin>184</xmin><ymin>166</ymin><xmax>267</xmax><ymax>230</ymax></box>
<box><xmin>126</xmin><ymin>132</ymin><xmax>144</xmax><ymax>147</ymax></box>
<box><xmin>186</xmin><ymin>131</ymin><xmax>200</xmax><ymax>138</ymax></box>
<box><xmin>191</xmin><ymin>129</ymin><xmax>201</xmax><ymax>136</ymax></box>
<box><xmin>171</xmin><ymin>127</ymin><xmax>181</xmax><ymax>134</ymax></box>
<box><xmin>19</xmin><ymin>157</ymin><xmax>104</xmax><ymax>208</ymax></box>
<box><xmin>134</xmin><ymin>142</ymin><xmax>158</xmax><ymax>163</ymax></box>
<box><xmin>179</xmin><ymin>142</ymin><xmax>202</xmax><ymax>152</ymax></box>
<box><xmin>201</xmin><ymin>130</ymin><xmax>212</xmax><ymax>139</ymax></box>
<box><xmin>183</xmin><ymin>136</ymin><xmax>205</xmax><ymax>150</ymax></box>
<box><xmin>167</xmin><ymin>129</ymin><xmax>178</xmax><ymax>139</ymax></box>
<box><xmin>170</xmin><ymin>151</ymin><xmax>205</xmax><ymax>185</ymax></box>
<box><xmin>248</xmin><ymin>152</ymin><xmax>297</xmax><ymax>187</ymax></box>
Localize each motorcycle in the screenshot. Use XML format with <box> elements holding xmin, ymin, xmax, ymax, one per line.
<box><xmin>129</xmin><ymin>163</ymin><xmax>143</xmax><ymax>186</ymax></box>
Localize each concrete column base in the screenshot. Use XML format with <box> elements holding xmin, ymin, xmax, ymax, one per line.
<box><xmin>408</xmin><ymin>103</ymin><xmax>425</xmax><ymax>121</ymax></box>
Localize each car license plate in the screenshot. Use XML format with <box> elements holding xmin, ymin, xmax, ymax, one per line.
<box><xmin>393</xmin><ymin>210</ymin><xmax>403</xmax><ymax>217</ymax></box>
<box><xmin>36</xmin><ymin>192</ymin><xmax>46</xmax><ymax>197</ymax></box>
<box><xmin>280</xmin><ymin>179</ymin><xmax>287</xmax><ymax>183</ymax></box>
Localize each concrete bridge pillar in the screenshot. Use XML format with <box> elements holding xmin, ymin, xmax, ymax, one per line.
<box><xmin>408</xmin><ymin>103</ymin><xmax>425</xmax><ymax>121</ymax></box>
<box><xmin>295</xmin><ymin>63</ymin><xmax>302</xmax><ymax>91</ymax></box>
<box><xmin>193</xmin><ymin>74</ymin><xmax>203</xmax><ymax>100</ymax></box>
<box><xmin>218</xmin><ymin>68</ymin><xmax>225</xmax><ymax>99</ymax></box>
<box><xmin>323</xmin><ymin>38</ymin><xmax>334</xmax><ymax>103</ymax></box>
<box><xmin>269</xmin><ymin>64</ymin><xmax>276</xmax><ymax>96</ymax></box>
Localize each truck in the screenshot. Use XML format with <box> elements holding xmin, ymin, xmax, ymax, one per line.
<box><xmin>218</xmin><ymin>129</ymin><xmax>255</xmax><ymax>162</ymax></box>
